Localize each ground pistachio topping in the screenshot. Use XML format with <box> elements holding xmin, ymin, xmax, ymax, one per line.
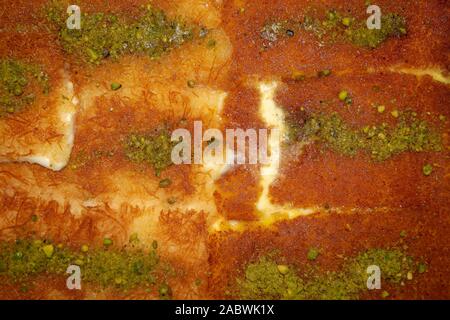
<box><xmin>236</xmin><ymin>248</ymin><xmax>421</xmax><ymax>300</ymax></box>
<box><xmin>125</xmin><ymin>129</ymin><xmax>175</xmax><ymax>176</ymax></box>
<box><xmin>0</xmin><ymin>59</ymin><xmax>50</xmax><ymax>116</ymax></box>
<box><xmin>286</xmin><ymin>111</ymin><xmax>442</xmax><ymax>161</ymax></box>
<box><xmin>0</xmin><ymin>239</ymin><xmax>171</xmax><ymax>296</ymax></box>
<box><xmin>261</xmin><ymin>9</ymin><xmax>406</xmax><ymax>49</ymax></box>
<box><xmin>46</xmin><ymin>2</ymin><xmax>194</xmax><ymax>64</ymax></box>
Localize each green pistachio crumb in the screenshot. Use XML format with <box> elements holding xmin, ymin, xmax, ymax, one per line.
<box><xmin>207</xmin><ymin>39</ymin><xmax>217</xmax><ymax>48</ymax></box>
<box><xmin>307</xmin><ymin>248</ymin><xmax>320</xmax><ymax>261</ymax></box>
<box><xmin>418</xmin><ymin>262</ymin><xmax>427</xmax><ymax>274</ymax></box>
<box><xmin>129</xmin><ymin>233</ymin><xmax>139</xmax><ymax>243</ymax></box>
<box><xmin>342</xmin><ymin>17</ymin><xmax>351</xmax><ymax>27</ymax></box>
<box><xmin>125</xmin><ymin>130</ymin><xmax>175</xmax><ymax>176</ymax></box>
<box><xmin>42</xmin><ymin>245</ymin><xmax>54</xmax><ymax>258</ymax></box>
<box><xmin>338</xmin><ymin>90</ymin><xmax>348</xmax><ymax>101</ymax></box>
<box><xmin>422</xmin><ymin>164</ymin><xmax>433</xmax><ymax>176</ymax></box>
<box><xmin>318</xmin><ymin>69</ymin><xmax>332</xmax><ymax>77</ymax></box>
<box><xmin>111</xmin><ymin>82</ymin><xmax>122</xmax><ymax>91</ymax></box>
<box><xmin>159</xmin><ymin>283</ymin><xmax>172</xmax><ymax>299</ymax></box>
<box><xmin>103</xmin><ymin>238</ymin><xmax>113</xmax><ymax>247</ymax></box>
<box><xmin>286</xmin><ymin>112</ymin><xmax>442</xmax><ymax>161</ymax></box>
